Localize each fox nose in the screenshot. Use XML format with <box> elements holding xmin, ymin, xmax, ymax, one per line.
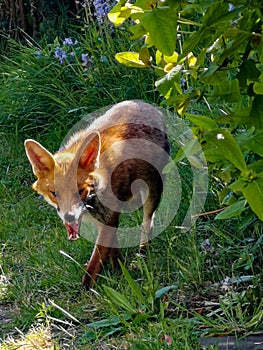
<box><xmin>64</xmin><ymin>212</ymin><xmax>76</xmax><ymax>224</ymax></box>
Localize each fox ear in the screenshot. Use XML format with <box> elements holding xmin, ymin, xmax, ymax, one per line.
<box><xmin>24</xmin><ymin>139</ymin><xmax>55</xmax><ymax>176</ymax></box>
<box><xmin>79</xmin><ymin>134</ymin><xmax>100</xmax><ymax>169</ymax></box>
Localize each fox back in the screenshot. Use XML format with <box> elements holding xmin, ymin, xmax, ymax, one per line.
<box><xmin>25</xmin><ymin>100</ymin><xmax>170</xmax><ymax>289</ymax></box>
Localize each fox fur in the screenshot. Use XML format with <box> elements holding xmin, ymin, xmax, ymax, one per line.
<box><xmin>25</xmin><ymin>100</ymin><xmax>170</xmax><ymax>289</ymax></box>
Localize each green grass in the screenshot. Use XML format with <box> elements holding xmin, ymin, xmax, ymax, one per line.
<box><xmin>0</xmin><ymin>14</ymin><xmax>263</xmax><ymax>350</ymax></box>
<box><xmin>0</xmin><ymin>133</ymin><xmax>263</xmax><ymax>349</ymax></box>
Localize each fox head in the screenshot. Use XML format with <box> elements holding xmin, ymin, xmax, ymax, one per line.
<box><xmin>24</xmin><ymin>132</ymin><xmax>100</xmax><ymax>240</ymax></box>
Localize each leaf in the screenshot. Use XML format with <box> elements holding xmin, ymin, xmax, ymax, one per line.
<box><xmin>250</xmin><ymin>95</ymin><xmax>263</xmax><ymax>129</ymax></box>
<box><xmin>181</xmin><ymin>29</ymin><xmax>208</xmax><ymax>59</ymax></box>
<box><xmin>254</xmin><ymin>81</ymin><xmax>263</xmax><ymax>95</ymax></box>
<box><xmin>185</xmin><ymin>113</ymin><xmax>217</xmax><ymax>129</ymax></box>
<box><xmin>155</xmin><ymin>65</ymin><xmax>183</xmax><ymax>97</ymax></box>
<box><xmin>215</xmin><ymin>31</ymin><xmax>251</xmax><ymax>66</ymax></box>
<box><xmin>119</xmin><ymin>261</ymin><xmax>145</xmax><ymax>306</ymax></box>
<box><xmin>215</xmin><ymin>200</ymin><xmax>246</xmax><ymax>220</ymax></box>
<box><xmin>241</xmin><ymin>178</ymin><xmax>263</xmax><ymax>221</ymax></box>
<box><xmin>243</xmin><ymin>131</ymin><xmax>263</xmax><ymax>157</ymax></box>
<box><xmin>129</xmin><ymin>23</ymin><xmax>147</xmax><ymax>40</ymax></box>
<box><xmin>103</xmin><ymin>285</ymin><xmax>137</xmax><ymax>314</ymax></box>
<box><xmin>87</xmin><ymin>315</ymin><xmax>130</xmax><ymax>330</ymax></box>
<box><xmin>139</xmin><ymin>47</ymin><xmax>151</xmax><ymax>66</ymax></box>
<box><xmin>204</xmin><ymin>129</ymin><xmax>247</xmax><ymax>172</ymax></box>
<box><xmin>115</xmin><ymin>52</ymin><xmax>150</xmax><ymax>68</ymax></box>
<box><xmin>213</xmin><ymin>79</ymin><xmax>242</xmax><ymax>103</ymax></box>
<box><xmin>108</xmin><ymin>3</ymin><xmax>132</xmax><ymax>26</ymax></box>
<box><xmin>230</xmin><ymin>173</ymin><xmax>263</xmax><ymax>221</ymax></box>
<box><xmin>141</xmin><ymin>7</ymin><xmax>177</xmax><ymax>56</ymax></box>
<box><xmin>237</xmin><ymin>60</ymin><xmax>261</xmax><ymax>89</ymax></box>
<box><xmin>202</xmin><ymin>3</ymin><xmax>242</xmax><ymax>27</ymax></box>
<box><xmin>164</xmin><ymin>52</ymin><xmax>179</xmax><ymax>64</ymax></box>
<box><xmin>200</xmin><ymin>64</ymin><xmax>227</xmax><ymax>84</ymax></box>
<box><xmin>155</xmin><ymin>285</ymin><xmax>177</xmax><ymax>300</ymax></box>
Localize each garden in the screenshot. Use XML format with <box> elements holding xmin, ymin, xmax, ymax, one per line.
<box><xmin>0</xmin><ymin>0</ymin><xmax>263</xmax><ymax>349</ymax></box>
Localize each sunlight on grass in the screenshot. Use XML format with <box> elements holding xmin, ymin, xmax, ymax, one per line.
<box><xmin>0</xmin><ymin>324</ymin><xmax>56</xmax><ymax>350</ymax></box>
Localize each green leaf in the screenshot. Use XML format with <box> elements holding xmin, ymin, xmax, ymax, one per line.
<box><xmin>155</xmin><ymin>285</ymin><xmax>177</xmax><ymax>300</ymax></box>
<box><xmin>213</xmin><ymin>79</ymin><xmax>242</xmax><ymax>103</ymax></box>
<box><xmin>250</xmin><ymin>95</ymin><xmax>263</xmax><ymax>129</ymax></box>
<box><xmin>103</xmin><ymin>285</ymin><xmax>137</xmax><ymax>314</ymax></box>
<box><xmin>204</xmin><ymin>129</ymin><xmax>247</xmax><ymax>172</ymax></box>
<box><xmin>230</xmin><ymin>172</ymin><xmax>263</xmax><ymax>221</ymax></box>
<box><xmin>237</xmin><ymin>60</ymin><xmax>261</xmax><ymax>89</ymax></box>
<box><xmin>115</xmin><ymin>52</ymin><xmax>150</xmax><ymax>68</ymax></box>
<box><xmin>215</xmin><ymin>31</ymin><xmax>251</xmax><ymax>66</ymax></box>
<box><xmin>139</xmin><ymin>47</ymin><xmax>152</xmax><ymax>66</ymax></box>
<box><xmin>141</xmin><ymin>7</ymin><xmax>177</xmax><ymax>56</ymax></box>
<box><xmin>202</xmin><ymin>3</ymin><xmax>242</xmax><ymax>27</ymax></box>
<box><xmin>215</xmin><ymin>199</ymin><xmax>246</xmax><ymax>220</ymax></box>
<box><xmin>181</xmin><ymin>28</ymin><xmax>209</xmax><ymax>59</ymax></box>
<box><xmin>254</xmin><ymin>82</ymin><xmax>263</xmax><ymax>95</ymax></box>
<box><xmin>240</xmin><ymin>178</ymin><xmax>263</xmax><ymax>221</ymax></box>
<box><xmin>155</xmin><ymin>65</ymin><xmax>183</xmax><ymax>97</ymax></box>
<box><xmin>129</xmin><ymin>23</ymin><xmax>147</xmax><ymax>40</ymax></box>
<box><xmin>87</xmin><ymin>315</ymin><xmax>130</xmax><ymax>330</ymax></box>
<box><xmin>243</xmin><ymin>131</ymin><xmax>263</xmax><ymax>157</ymax></box>
<box><xmin>200</xmin><ymin>69</ymin><xmax>227</xmax><ymax>85</ymax></box>
<box><xmin>185</xmin><ymin>113</ymin><xmax>217</xmax><ymax>129</ymax></box>
<box><xmin>119</xmin><ymin>261</ymin><xmax>145</xmax><ymax>306</ymax></box>
<box><xmin>108</xmin><ymin>3</ymin><xmax>132</xmax><ymax>26</ymax></box>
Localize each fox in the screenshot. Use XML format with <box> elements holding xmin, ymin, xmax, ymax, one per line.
<box><xmin>24</xmin><ymin>100</ymin><xmax>170</xmax><ymax>289</ymax></box>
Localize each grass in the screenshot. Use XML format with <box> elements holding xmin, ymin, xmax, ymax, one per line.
<box><xmin>0</xmin><ymin>12</ymin><xmax>263</xmax><ymax>350</ymax></box>
<box><xmin>1</xmin><ymin>133</ymin><xmax>263</xmax><ymax>349</ymax></box>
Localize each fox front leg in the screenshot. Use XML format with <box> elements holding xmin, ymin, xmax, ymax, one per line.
<box><xmin>82</xmin><ymin>223</ymin><xmax>119</xmax><ymax>290</ymax></box>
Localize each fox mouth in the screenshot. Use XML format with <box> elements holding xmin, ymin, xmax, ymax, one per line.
<box><xmin>65</xmin><ymin>222</ymin><xmax>81</xmax><ymax>240</ymax></box>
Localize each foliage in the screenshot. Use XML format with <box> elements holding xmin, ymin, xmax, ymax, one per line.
<box><xmin>0</xmin><ymin>21</ymin><xmax>155</xmax><ymax>143</ymax></box>
<box><xmin>108</xmin><ymin>0</ymin><xmax>263</xmax><ymax>223</ymax></box>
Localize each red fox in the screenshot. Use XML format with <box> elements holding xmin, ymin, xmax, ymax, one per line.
<box><xmin>24</xmin><ymin>100</ymin><xmax>170</xmax><ymax>289</ymax></box>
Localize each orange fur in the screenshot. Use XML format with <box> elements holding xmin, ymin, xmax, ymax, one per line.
<box><xmin>25</xmin><ymin>100</ymin><xmax>170</xmax><ymax>289</ymax></box>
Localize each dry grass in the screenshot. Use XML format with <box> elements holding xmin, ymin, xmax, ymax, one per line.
<box><xmin>0</xmin><ymin>324</ymin><xmax>57</xmax><ymax>350</ymax></box>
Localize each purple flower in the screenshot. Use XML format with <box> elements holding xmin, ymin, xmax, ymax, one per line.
<box><xmin>54</xmin><ymin>47</ymin><xmax>67</xmax><ymax>64</ymax></box>
<box><xmin>93</xmin><ymin>0</ymin><xmax>112</xmax><ymax>24</ymax></box>
<box><xmin>81</xmin><ymin>53</ymin><xmax>93</xmax><ymax>67</ymax></box>
<box><xmin>228</xmin><ymin>4</ymin><xmax>235</xmax><ymax>11</ymax></box>
<box><xmin>63</xmin><ymin>37</ymin><xmax>78</xmax><ymax>46</ymax></box>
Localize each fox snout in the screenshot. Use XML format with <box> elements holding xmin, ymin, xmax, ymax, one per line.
<box><xmin>63</xmin><ymin>211</ymin><xmax>78</xmax><ymax>224</ymax></box>
<box><xmin>56</xmin><ymin>202</ymin><xmax>85</xmax><ymax>240</ymax></box>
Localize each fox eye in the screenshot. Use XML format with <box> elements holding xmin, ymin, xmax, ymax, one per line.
<box><xmin>50</xmin><ymin>191</ymin><xmax>56</xmax><ymax>197</ymax></box>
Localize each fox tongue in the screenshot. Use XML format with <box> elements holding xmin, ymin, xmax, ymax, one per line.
<box><xmin>65</xmin><ymin>222</ymin><xmax>80</xmax><ymax>241</ymax></box>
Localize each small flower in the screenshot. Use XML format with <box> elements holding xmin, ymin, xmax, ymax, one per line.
<box><xmin>81</xmin><ymin>53</ymin><xmax>93</xmax><ymax>67</ymax></box>
<box><xmin>228</xmin><ymin>4</ymin><xmax>235</xmax><ymax>11</ymax></box>
<box><xmin>200</xmin><ymin>238</ymin><xmax>214</xmax><ymax>254</ymax></box>
<box><xmin>93</xmin><ymin>0</ymin><xmax>112</xmax><ymax>24</ymax></box>
<box><xmin>54</xmin><ymin>47</ymin><xmax>67</xmax><ymax>64</ymax></box>
<box><xmin>63</xmin><ymin>37</ymin><xmax>78</xmax><ymax>46</ymax></box>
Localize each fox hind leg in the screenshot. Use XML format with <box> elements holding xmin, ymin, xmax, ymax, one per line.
<box><xmin>139</xmin><ymin>180</ymin><xmax>163</xmax><ymax>255</ymax></box>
